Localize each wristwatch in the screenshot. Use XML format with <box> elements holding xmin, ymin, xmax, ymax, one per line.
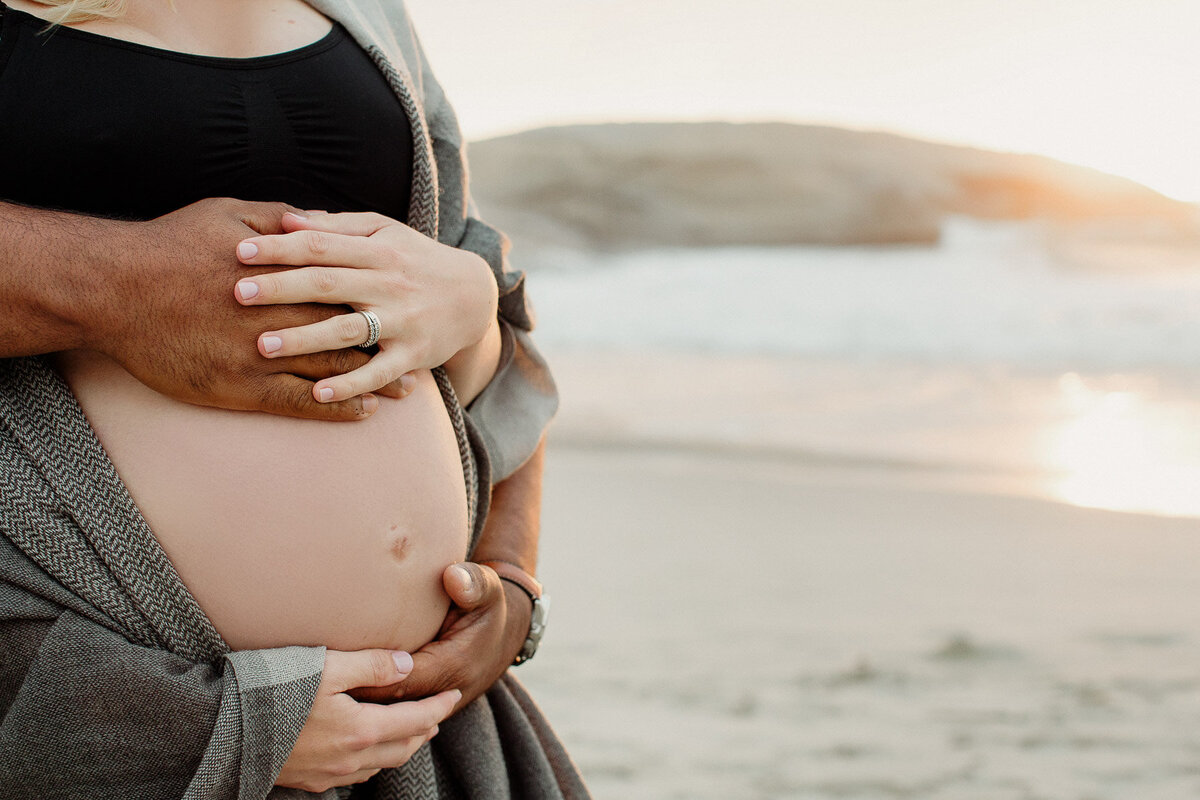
<box><xmin>480</xmin><ymin>560</ymin><xmax>549</xmax><ymax>665</ymax></box>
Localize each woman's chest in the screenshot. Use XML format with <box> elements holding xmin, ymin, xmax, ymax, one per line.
<box><xmin>0</xmin><ymin>7</ymin><xmax>413</xmax><ymax>220</ymax></box>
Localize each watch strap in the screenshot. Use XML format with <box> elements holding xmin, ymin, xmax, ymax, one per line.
<box><xmin>479</xmin><ymin>560</ymin><xmax>542</xmax><ymax>602</ymax></box>
<box><xmin>479</xmin><ymin>560</ymin><xmax>547</xmax><ymax>666</ymax></box>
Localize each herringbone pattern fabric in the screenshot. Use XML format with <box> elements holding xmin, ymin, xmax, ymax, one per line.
<box><xmin>366</xmin><ymin>45</ymin><xmax>439</xmax><ymax>243</ymax></box>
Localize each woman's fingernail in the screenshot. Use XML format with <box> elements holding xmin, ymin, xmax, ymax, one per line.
<box><xmin>284</xmin><ymin>210</ymin><xmax>308</xmax><ymax>222</ymax></box>
<box><xmin>261</xmin><ymin>335</ymin><xmax>282</xmax><ymax>354</ymax></box>
<box><xmin>399</xmin><ymin>373</ymin><xmax>417</xmax><ymax>396</ymax></box>
<box><xmin>237</xmin><ymin>281</ymin><xmax>259</xmax><ymax>301</ymax></box>
<box><xmin>392</xmin><ymin>651</ymin><xmax>414</xmax><ymax>675</ymax></box>
<box><xmin>318</xmin><ymin>387</ymin><xmax>335</xmax><ymax>402</ymax></box>
<box><xmin>361</xmin><ymin>393</ymin><xmax>379</xmax><ymax>414</ymax></box>
<box><xmin>237</xmin><ymin>241</ymin><xmax>259</xmax><ymax>260</ymax></box>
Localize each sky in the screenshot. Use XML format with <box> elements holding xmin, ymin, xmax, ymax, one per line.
<box><xmin>404</xmin><ymin>0</ymin><xmax>1200</xmax><ymax>202</ymax></box>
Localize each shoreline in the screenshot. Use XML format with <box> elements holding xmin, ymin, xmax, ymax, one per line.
<box><xmin>543</xmin><ymin>345</ymin><xmax>1200</xmax><ymax>521</ymax></box>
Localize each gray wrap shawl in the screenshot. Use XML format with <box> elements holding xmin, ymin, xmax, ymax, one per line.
<box><xmin>0</xmin><ymin>359</ymin><xmax>586</xmax><ymax>799</ymax></box>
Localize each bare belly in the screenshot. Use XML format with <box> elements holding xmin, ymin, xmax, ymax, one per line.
<box><xmin>56</xmin><ymin>351</ymin><xmax>470</xmax><ymax>653</ymax></box>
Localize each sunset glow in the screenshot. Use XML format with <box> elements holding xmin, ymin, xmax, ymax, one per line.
<box><xmin>1041</xmin><ymin>373</ymin><xmax>1200</xmax><ymax>518</ymax></box>
<box><xmin>407</xmin><ymin>0</ymin><xmax>1200</xmax><ymax>201</ymax></box>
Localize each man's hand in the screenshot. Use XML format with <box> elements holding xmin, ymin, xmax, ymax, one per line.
<box><xmin>350</xmin><ymin>439</ymin><xmax>547</xmax><ymax>710</ymax></box>
<box><xmin>80</xmin><ymin>198</ymin><xmax>408</xmax><ymax>420</ymax></box>
<box><xmin>350</xmin><ymin>562</ymin><xmax>531</xmax><ymax>711</ymax></box>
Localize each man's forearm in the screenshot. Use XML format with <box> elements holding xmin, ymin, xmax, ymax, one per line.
<box><xmin>472</xmin><ymin>438</ymin><xmax>546</xmax><ymax>660</ymax></box>
<box><xmin>472</xmin><ymin>437</ymin><xmax>545</xmax><ymax>574</ymax></box>
<box><xmin>0</xmin><ymin>201</ymin><xmax>134</xmax><ymax>357</ymax></box>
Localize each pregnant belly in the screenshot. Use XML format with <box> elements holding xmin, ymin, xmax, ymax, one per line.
<box><xmin>56</xmin><ymin>351</ymin><xmax>470</xmax><ymax>653</ymax></box>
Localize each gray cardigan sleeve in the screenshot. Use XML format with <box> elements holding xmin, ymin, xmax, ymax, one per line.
<box><xmin>0</xmin><ymin>585</ymin><xmax>326</xmax><ymax>800</ymax></box>
<box><xmin>415</xmin><ymin>35</ymin><xmax>559</xmax><ymax>483</ymax></box>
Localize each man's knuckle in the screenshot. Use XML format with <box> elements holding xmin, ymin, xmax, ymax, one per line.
<box><xmin>444</xmin><ymin>664</ymin><xmax>469</xmax><ymax>688</ymax></box>
<box><xmin>264</xmin><ymin>382</ymin><xmax>305</xmax><ymax>415</ymax></box>
<box><xmin>337</xmin><ymin>347</ymin><xmax>370</xmax><ymax>371</ymax></box>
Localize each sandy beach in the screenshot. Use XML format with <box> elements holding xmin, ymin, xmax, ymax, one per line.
<box><xmin>522</xmin><ymin>443</ymin><xmax>1200</xmax><ymax>800</ymax></box>
<box><xmin>517</xmin><ymin>348</ymin><xmax>1200</xmax><ymax>800</ymax></box>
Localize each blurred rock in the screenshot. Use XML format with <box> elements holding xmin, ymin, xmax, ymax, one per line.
<box><xmin>466</xmin><ymin>122</ymin><xmax>1198</xmax><ymax>255</ymax></box>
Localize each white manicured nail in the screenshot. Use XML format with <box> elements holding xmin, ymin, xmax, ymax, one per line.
<box><xmin>237</xmin><ymin>281</ymin><xmax>259</xmax><ymax>300</ymax></box>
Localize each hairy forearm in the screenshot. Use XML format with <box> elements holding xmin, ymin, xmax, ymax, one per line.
<box><xmin>0</xmin><ymin>201</ymin><xmax>134</xmax><ymax>357</ymax></box>
<box><xmin>475</xmin><ymin>437</ymin><xmax>545</xmax><ymax>659</ymax></box>
<box><xmin>472</xmin><ymin>437</ymin><xmax>545</xmax><ymax>574</ymax></box>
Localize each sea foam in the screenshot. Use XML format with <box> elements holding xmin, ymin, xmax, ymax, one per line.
<box><xmin>529</xmin><ymin>218</ymin><xmax>1200</xmax><ymax>372</ymax></box>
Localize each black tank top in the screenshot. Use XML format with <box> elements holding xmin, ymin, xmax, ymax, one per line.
<box><xmin>0</xmin><ymin>2</ymin><xmax>413</xmax><ymax>221</ymax></box>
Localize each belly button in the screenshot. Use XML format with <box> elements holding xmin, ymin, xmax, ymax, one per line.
<box><xmin>389</xmin><ymin>530</ymin><xmax>410</xmax><ymax>562</ymax></box>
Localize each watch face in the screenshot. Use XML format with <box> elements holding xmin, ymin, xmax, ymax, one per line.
<box><xmin>529</xmin><ymin>596</ymin><xmax>550</xmax><ymax>638</ymax></box>
<box><xmin>517</xmin><ymin>595</ymin><xmax>550</xmax><ymax>664</ymax></box>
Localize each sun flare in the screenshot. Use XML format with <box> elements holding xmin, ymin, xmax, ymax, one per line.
<box><xmin>1041</xmin><ymin>373</ymin><xmax>1200</xmax><ymax>518</ymax></box>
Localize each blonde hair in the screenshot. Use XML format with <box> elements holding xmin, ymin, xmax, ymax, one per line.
<box><xmin>26</xmin><ymin>0</ymin><xmax>129</xmax><ymax>24</ymax></box>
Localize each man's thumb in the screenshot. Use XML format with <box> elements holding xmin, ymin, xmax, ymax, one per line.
<box><xmin>325</xmin><ymin>649</ymin><xmax>413</xmax><ymax>694</ymax></box>
<box><xmin>443</xmin><ymin>562</ymin><xmax>497</xmax><ymax>610</ymax></box>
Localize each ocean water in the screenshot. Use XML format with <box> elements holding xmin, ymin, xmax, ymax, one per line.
<box><xmin>529</xmin><ymin>219</ymin><xmax>1200</xmax><ymax>519</ymax></box>
<box><xmin>530</xmin><ymin>218</ymin><xmax>1200</xmax><ymax>371</ymax></box>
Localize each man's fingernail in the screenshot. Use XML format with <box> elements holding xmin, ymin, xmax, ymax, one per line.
<box><xmin>236</xmin><ymin>281</ymin><xmax>259</xmax><ymax>301</ymax></box>
<box><xmin>392</xmin><ymin>651</ymin><xmax>414</xmax><ymax>675</ymax></box>
<box><xmin>318</xmin><ymin>387</ymin><xmax>335</xmax><ymax>402</ymax></box>
<box><xmin>237</xmin><ymin>241</ymin><xmax>258</xmax><ymax>260</ymax></box>
<box><xmin>285</xmin><ymin>210</ymin><xmax>309</xmax><ymax>221</ymax></box>
<box><xmin>361</xmin><ymin>393</ymin><xmax>379</xmax><ymax>414</ymax></box>
<box><xmin>399</xmin><ymin>373</ymin><xmax>417</xmax><ymax>396</ymax></box>
<box><xmin>451</xmin><ymin>564</ymin><xmax>473</xmax><ymax>593</ymax></box>
<box><xmin>261</xmin><ymin>335</ymin><xmax>282</xmax><ymax>354</ymax></box>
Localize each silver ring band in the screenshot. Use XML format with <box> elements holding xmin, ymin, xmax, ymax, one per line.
<box><xmin>359</xmin><ymin>310</ymin><xmax>381</xmax><ymax>348</ymax></box>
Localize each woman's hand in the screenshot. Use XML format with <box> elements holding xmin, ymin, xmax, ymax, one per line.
<box><xmin>276</xmin><ymin>649</ymin><xmax>461</xmax><ymax>793</ymax></box>
<box><xmin>233</xmin><ymin>211</ymin><xmax>501</xmax><ymax>405</ymax></box>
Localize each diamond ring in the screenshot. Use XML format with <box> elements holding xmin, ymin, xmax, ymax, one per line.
<box><xmin>359</xmin><ymin>310</ymin><xmax>382</xmax><ymax>348</ymax></box>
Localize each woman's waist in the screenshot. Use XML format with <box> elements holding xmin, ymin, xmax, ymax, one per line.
<box><xmin>56</xmin><ymin>350</ymin><xmax>471</xmax><ymax>651</ymax></box>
